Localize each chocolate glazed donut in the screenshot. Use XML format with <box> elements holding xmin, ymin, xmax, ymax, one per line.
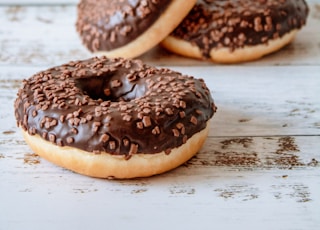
<box><xmin>76</xmin><ymin>0</ymin><xmax>197</xmax><ymax>58</ymax></box>
<box><xmin>14</xmin><ymin>57</ymin><xmax>217</xmax><ymax>178</ymax></box>
<box><xmin>161</xmin><ymin>0</ymin><xmax>309</xmax><ymax>63</ymax></box>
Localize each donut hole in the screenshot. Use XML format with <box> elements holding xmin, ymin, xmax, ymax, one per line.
<box><xmin>76</xmin><ymin>75</ymin><xmax>147</xmax><ymax>102</ymax></box>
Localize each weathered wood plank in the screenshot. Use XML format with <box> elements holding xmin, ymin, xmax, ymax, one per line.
<box><xmin>0</xmin><ymin>0</ymin><xmax>78</xmax><ymax>5</ymax></box>
<box><xmin>173</xmin><ymin>66</ymin><xmax>320</xmax><ymax>137</ymax></box>
<box><xmin>0</xmin><ymin>133</ymin><xmax>319</xmax><ymax>229</ymax></box>
<box><xmin>2</xmin><ymin>65</ymin><xmax>319</xmax><ymax>137</ymax></box>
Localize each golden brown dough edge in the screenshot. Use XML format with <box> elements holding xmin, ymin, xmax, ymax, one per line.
<box><xmin>93</xmin><ymin>0</ymin><xmax>197</xmax><ymax>59</ymax></box>
<box><xmin>161</xmin><ymin>30</ymin><xmax>299</xmax><ymax>63</ymax></box>
<box><xmin>20</xmin><ymin>121</ymin><xmax>211</xmax><ymax>179</ymax></box>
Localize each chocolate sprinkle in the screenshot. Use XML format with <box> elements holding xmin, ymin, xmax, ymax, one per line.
<box><xmin>14</xmin><ymin>56</ymin><xmax>216</xmax><ymax>157</ymax></box>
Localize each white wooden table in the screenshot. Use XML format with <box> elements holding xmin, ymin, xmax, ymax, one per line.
<box><xmin>0</xmin><ymin>1</ymin><xmax>319</xmax><ymax>229</ymax></box>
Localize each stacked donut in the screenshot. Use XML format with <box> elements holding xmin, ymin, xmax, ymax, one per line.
<box><xmin>76</xmin><ymin>0</ymin><xmax>309</xmax><ymax>63</ymax></box>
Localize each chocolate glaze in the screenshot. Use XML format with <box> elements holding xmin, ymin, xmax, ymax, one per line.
<box><xmin>15</xmin><ymin>57</ymin><xmax>216</xmax><ymax>158</ymax></box>
<box><xmin>170</xmin><ymin>0</ymin><xmax>309</xmax><ymax>58</ymax></box>
<box><xmin>76</xmin><ymin>0</ymin><xmax>171</xmax><ymax>52</ymax></box>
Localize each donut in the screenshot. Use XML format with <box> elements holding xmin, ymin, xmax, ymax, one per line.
<box><xmin>76</xmin><ymin>0</ymin><xmax>196</xmax><ymax>58</ymax></box>
<box><xmin>14</xmin><ymin>56</ymin><xmax>217</xmax><ymax>179</ymax></box>
<box><xmin>161</xmin><ymin>0</ymin><xmax>309</xmax><ymax>63</ymax></box>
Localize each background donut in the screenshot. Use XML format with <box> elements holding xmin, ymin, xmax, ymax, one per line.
<box><xmin>161</xmin><ymin>0</ymin><xmax>309</xmax><ymax>63</ymax></box>
<box><xmin>76</xmin><ymin>0</ymin><xmax>196</xmax><ymax>58</ymax></box>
